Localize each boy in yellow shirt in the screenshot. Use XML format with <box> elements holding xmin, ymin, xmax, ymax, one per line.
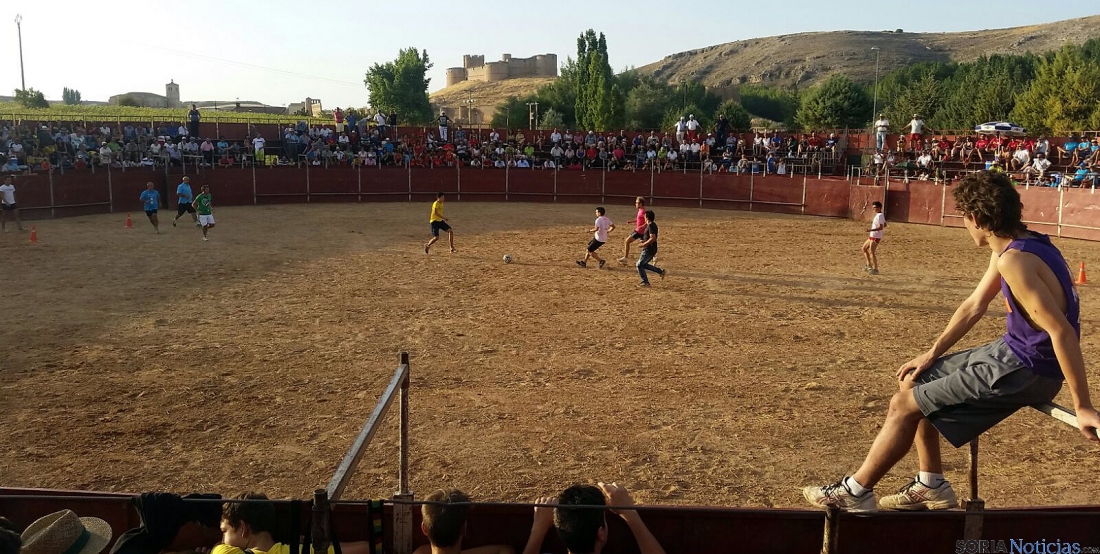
<box><xmin>425</xmin><ymin>192</ymin><xmax>456</xmax><ymax>254</ymax></box>
<box><xmin>213</xmin><ymin>492</ymin><xmax>369</xmax><ymax>554</ymax></box>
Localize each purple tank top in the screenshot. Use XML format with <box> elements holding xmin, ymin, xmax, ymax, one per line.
<box><xmin>1000</xmin><ymin>234</ymin><xmax>1080</xmax><ymax>380</ymax></box>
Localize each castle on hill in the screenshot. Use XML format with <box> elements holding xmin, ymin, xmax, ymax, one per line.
<box><xmin>445</xmin><ymin>53</ymin><xmax>558</xmax><ymax>86</ymax></box>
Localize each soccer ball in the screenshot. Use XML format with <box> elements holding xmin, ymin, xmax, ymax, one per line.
<box><xmin>503</xmin><ymin>254</ymin><xmax>513</xmax><ymax>264</ymax></box>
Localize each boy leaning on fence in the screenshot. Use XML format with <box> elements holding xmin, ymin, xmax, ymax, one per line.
<box><xmin>805</xmin><ymin>170</ymin><xmax>1100</xmax><ymax>513</ymax></box>
<box><xmin>214</xmin><ymin>492</ymin><xmax>370</xmax><ymax>554</ymax></box>
<box><xmin>412</xmin><ymin>488</ymin><xmax>513</xmax><ymax>554</ymax></box>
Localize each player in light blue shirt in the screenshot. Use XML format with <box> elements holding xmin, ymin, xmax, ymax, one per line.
<box><xmin>139</xmin><ymin>181</ymin><xmax>162</xmax><ymax>233</ymax></box>
<box><xmin>172</xmin><ymin>176</ymin><xmax>199</xmax><ymax>227</ymax></box>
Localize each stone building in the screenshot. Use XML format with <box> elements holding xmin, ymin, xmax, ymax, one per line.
<box><xmin>108</xmin><ymin>80</ymin><xmax>181</xmax><ymax>107</ymax></box>
<box><xmin>445</xmin><ymin>53</ymin><xmax>558</xmax><ymax>87</ymax></box>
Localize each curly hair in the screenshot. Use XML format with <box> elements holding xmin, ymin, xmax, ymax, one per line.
<box><xmin>952</xmin><ymin>171</ymin><xmax>1026</xmax><ymax>238</ymax></box>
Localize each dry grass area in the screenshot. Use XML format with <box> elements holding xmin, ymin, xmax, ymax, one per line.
<box><xmin>638</xmin><ymin>14</ymin><xmax>1100</xmax><ymax>88</ymax></box>
<box><xmin>2</xmin><ymin>201</ymin><xmax>1099</xmax><ymax>509</ymax></box>
<box><xmin>431</xmin><ymin>77</ymin><xmax>556</xmax><ymax>121</ymax></box>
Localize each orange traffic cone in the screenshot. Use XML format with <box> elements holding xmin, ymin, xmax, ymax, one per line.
<box><xmin>29</xmin><ymin>225</ymin><xmax>38</xmax><ymax>243</ymax></box>
<box><xmin>125</xmin><ymin>213</ymin><xmax>133</xmax><ymax>229</ymax></box>
<box><xmin>1076</xmin><ymin>262</ymin><xmax>1088</xmax><ymax>285</ymax></box>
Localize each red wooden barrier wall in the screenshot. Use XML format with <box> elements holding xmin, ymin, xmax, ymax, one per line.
<box><xmin>12</xmin><ymin>167</ymin><xmax>1100</xmax><ymax>243</ymax></box>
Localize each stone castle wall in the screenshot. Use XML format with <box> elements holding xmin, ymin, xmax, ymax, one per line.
<box><xmin>445</xmin><ymin>53</ymin><xmax>557</xmax><ymax>87</ymax></box>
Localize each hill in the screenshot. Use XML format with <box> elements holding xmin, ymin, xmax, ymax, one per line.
<box><xmin>636</xmin><ymin>14</ymin><xmax>1100</xmax><ymax>88</ymax></box>
<box><xmin>430</xmin><ymin>77</ymin><xmax>556</xmax><ymax>122</ymax></box>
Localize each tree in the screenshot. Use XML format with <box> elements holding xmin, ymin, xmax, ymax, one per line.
<box><xmin>364</xmin><ymin>48</ymin><xmax>433</xmax><ymax>125</ymax></box>
<box><xmin>715</xmin><ymin>99</ymin><xmax>752</xmax><ymax>130</ymax></box>
<box><xmin>882</xmin><ymin>71</ymin><xmax>942</xmax><ymax>130</ymax></box>
<box><xmin>795</xmin><ymin>74</ymin><xmax>871</xmax><ymax>130</ymax></box>
<box><xmin>14</xmin><ymin>88</ymin><xmax>48</xmax><ymax>109</ymax></box>
<box><xmin>1012</xmin><ymin>45</ymin><xmax>1100</xmax><ymax>134</ymax></box>
<box><xmin>573</xmin><ymin>30</ymin><xmax>617</xmax><ymax>130</ymax></box>
<box><xmin>491</xmin><ymin>96</ymin><xmax>536</xmax><ymax>129</ymax></box>
<box><xmin>540</xmin><ymin>108</ymin><xmax>564</xmax><ymax>130</ymax></box>
<box><xmin>118</xmin><ymin>94</ymin><xmax>141</xmax><ymax>107</ymax></box>
<box><xmin>740</xmin><ymin>85</ymin><xmax>799</xmax><ymax>124</ymax></box>
<box><xmin>623</xmin><ymin>78</ymin><xmax>674</xmax><ymax>130</ymax></box>
<box><xmin>62</xmin><ymin>87</ymin><xmax>81</xmax><ymax>105</ymax></box>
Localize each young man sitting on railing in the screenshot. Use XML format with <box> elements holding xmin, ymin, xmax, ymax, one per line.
<box><xmin>412</xmin><ymin>489</ymin><xmax>513</xmax><ymax>554</ymax></box>
<box><xmin>805</xmin><ymin>171</ymin><xmax>1100</xmax><ymax>512</ymax></box>
<box><xmin>214</xmin><ymin>492</ymin><xmax>370</xmax><ymax>554</ymax></box>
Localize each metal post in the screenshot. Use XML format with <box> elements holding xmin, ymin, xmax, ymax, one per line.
<box><xmin>871</xmin><ymin>47</ymin><xmax>880</xmax><ymax>133</ymax></box>
<box><xmin>311</xmin><ymin>489</ymin><xmax>331</xmax><ymax>554</ymax></box>
<box><xmin>15</xmin><ymin>15</ymin><xmax>25</xmax><ymax>91</ymax></box>
<box><xmin>393</xmin><ymin>351</ymin><xmax>413</xmax><ymax>554</ymax></box>
<box><xmin>399</xmin><ymin>351</ymin><xmax>410</xmax><ymax>494</ymax></box>
<box><xmin>107</xmin><ymin>164</ymin><xmax>114</xmax><ymax>213</ymax></box>
<box><xmin>820</xmin><ymin>506</ymin><xmax>840</xmax><ymax>554</ymax></box>
<box><xmin>963</xmin><ymin>438</ymin><xmax>985</xmax><ymax>540</ymax></box>
<box><xmin>306</xmin><ymin>163</ymin><xmax>311</xmax><ymax>203</ymax></box>
<box><xmin>48</xmin><ymin>165</ymin><xmax>55</xmax><ymax>219</ymax></box>
<box><xmin>1057</xmin><ymin>184</ymin><xmax>1064</xmax><ymax>238</ymax></box>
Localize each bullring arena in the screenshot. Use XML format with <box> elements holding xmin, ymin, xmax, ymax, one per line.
<box><xmin>3</xmin><ymin>162</ymin><xmax>1100</xmax><ymax>552</ymax></box>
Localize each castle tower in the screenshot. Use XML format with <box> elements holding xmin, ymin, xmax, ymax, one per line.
<box><xmin>446</xmin><ymin>67</ymin><xmax>468</xmax><ymax>87</ymax></box>
<box><xmin>165</xmin><ymin>80</ymin><xmax>180</xmax><ymax>108</ymax></box>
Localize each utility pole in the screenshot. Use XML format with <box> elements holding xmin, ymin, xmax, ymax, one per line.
<box><xmin>871</xmin><ymin>47</ymin><xmax>881</xmax><ymax>125</ymax></box>
<box><xmin>526</xmin><ymin>102</ymin><xmax>539</xmax><ymax>130</ymax></box>
<box><xmin>15</xmin><ymin>14</ymin><xmax>25</xmax><ymax>90</ymax></box>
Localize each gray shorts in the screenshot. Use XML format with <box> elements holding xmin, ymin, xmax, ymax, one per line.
<box><xmin>913</xmin><ymin>338</ymin><xmax>1063</xmax><ymax>448</ymax></box>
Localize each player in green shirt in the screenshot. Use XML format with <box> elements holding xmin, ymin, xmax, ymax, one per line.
<box><xmin>192</xmin><ymin>184</ymin><xmax>216</xmax><ymax>241</ymax></box>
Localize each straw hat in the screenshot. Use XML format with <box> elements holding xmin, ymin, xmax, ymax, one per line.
<box><xmin>20</xmin><ymin>510</ymin><xmax>112</xmax><ymax>554</ymax></box>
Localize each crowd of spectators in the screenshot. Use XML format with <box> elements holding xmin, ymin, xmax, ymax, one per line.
<box><xmin>12</xmin><ymin>110</ymin><xmax>1100</xmax><ymax>188</ymax></box>
<box><xmin>0</xmin><ymin>120</ymin><xmax>266</xmax><ymax>172</ymax></box>
<box><xmin>868</xmin><ymin>113</ymin><xmax>1100</xmax><ymax>188</ymax></box>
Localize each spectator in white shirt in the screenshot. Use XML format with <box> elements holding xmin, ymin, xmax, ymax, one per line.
<box><xmin>874</xmin><ymin>115</ymin><xmax>890</xmax><ymax>151</ymax></box>
<box><xmin>1024</xmin><ymin>153</ymin><xmax>1051</xmax><ymax>182</ymax></box>
<box><xmin>1010</xmin><ymin>146</ymin><xmax>1031</xmax><ymax>171</ymax></box>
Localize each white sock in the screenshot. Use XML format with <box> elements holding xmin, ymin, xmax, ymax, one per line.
<box><xmin>918</xmin><ymin>472</ymin><xmax>945</xmax><ymax>488</ymax></box>
<box><xmin>844</xmin><ymin>476</ymin><xmax>870</xmax><ymax>496</ymax></box>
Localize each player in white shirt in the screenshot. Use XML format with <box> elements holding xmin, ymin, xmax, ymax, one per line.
<box><xmin>252</xmin><ymin>134</ymin><xmax>266</xmax><ymax>157</ymax></box>
<box><xmin>576</xmin><ymin>206</ymin><xmax>615</xmax><ymax>269</ymax></box>
<box><xmin>862</xmin><ymin>201</ymin><xmax>886</xmax><ymax>275</ymax></box>
<box><xmin>0</xmin><ymin>176</ymin><xmax>24</xmax><ymax>232</ymax></box>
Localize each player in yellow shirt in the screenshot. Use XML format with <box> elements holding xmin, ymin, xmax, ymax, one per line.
<box><xmin>424</xmin><ymin>192</ymin><xmax>456</xmax><ymax>254</ymax></box>
<box><xmin>213</xmin><ymin>492</ymin><xmax>369</xmax><ymax>554</ymax></box>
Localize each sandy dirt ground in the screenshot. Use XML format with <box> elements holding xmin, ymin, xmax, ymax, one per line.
<box><xmin>2</xmin><ymin>201</ymin><xmax>1099</xmax><ymax>509</ymax></box>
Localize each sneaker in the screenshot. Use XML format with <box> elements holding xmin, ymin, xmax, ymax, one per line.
<box><xmin>802</xmin><ymin>479</ymin><xmax>877</xmax><ymax>512</ymax></box>
<box><xmin>862</xmin><ymin>265</ymin><xmax>872</xmax><ymax>271</ymax></box>
<box><xmin>618</xmin><ymin>257</ymin><xmax>628</xmax><ymax>265</ymax></box>
<box><xmin>869</xmin><ymin>268</ymin><xmax>880</xmax><ymax>275</ymax></box>
<box><xmin>639</xmin><ymin>281</ymin><xmax>650</xmax><ymax>287</ymax></box>
<box><xmin>879</xmin><ymin>480</ymin><xmax>958</xmax><ymax>511</ymax></box>
<box><xmin>659</xmin><ymin>268</ymin><xmax>667</xmax><ymax>280</ymax></box>
<box><xmin>195</xmin><ymin>222</ymin><xmax>202</xmax><ymax>227</ymax></box>
<box><xmin>598</xmin><ymin>259</ymin><xmax>606</xmax><ymax>269</ymax></box>
<box><xmin>202</xmin><ymin>236</ymin><xmax>209</xmax><ymax>242</ymax></box>
<box><xmin>423</xmin><ymin>245</ymin><xmax>429</xmax><ymax>254</ymax></box>
<box><xmin>576</xmin><ymin>260</ymin><xmax>587</xmax><ymax>268</ymax></box>
<box><xmin>172</xmin><ymin>220</ymin><xmax>177</xmax><ymax>227</ymax></box>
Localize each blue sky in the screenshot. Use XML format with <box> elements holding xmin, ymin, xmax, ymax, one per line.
<box><xmin>2</xmin><ymin>1</ymin><xmax>1097</xmax><ymax>109</ymax></box>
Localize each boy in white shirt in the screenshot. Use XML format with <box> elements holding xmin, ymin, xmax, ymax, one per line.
<box><xmin>0</xmin><ymin>175</ymin><xmax>24</xmax><ymax>232</ymax></box>
<box><xmin>862</xmin><ymin>201</ymin><xmax>886</xmax><ymax>275</ymax></box>
<box><xmin>577</xmin><ymin>206</ymin><xmax>615</xmax><ymax>269</ymax></box>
